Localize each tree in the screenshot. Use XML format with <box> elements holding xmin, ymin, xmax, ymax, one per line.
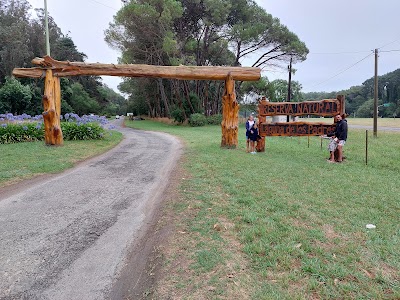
<box><xmin>227</xmin><ymin>0</ymin><xmax>308</xmax><ymax>69</ymax></box>
<box><xmin>241</xmin><ymin>76</ymin><xmax>273</xmax><ymax>102</ymax></box>
<box><xmin>106</xmin><ymin>0</ymin><xmax>183</xmax><ymax>66</ymax></box>
<box><xmin>0</xmin><ymin>77</ymin><xmax>32</xmax><ymax>114</ymax></box>
<box><xmin>105</xmin><ymin>0</ymin><xmax>309</xmax><ymax>119</ymax></box>
<box><xmin>66</xmin><ymin>83</ymin><xmax>100</xmax><ymax>116</ymax></box>
<box><xmin>98</xmin><ymin>85</ymin><xmax>127</xmax><ymax>115</ymax></box>
<box><xmin>356</xmin><ymin>99</ymin><xmax>374</xmax><ymax>118</ymax></box>
<box><xmin>105</xmin><ymin>0</ymin><xmax>185</xmax><ymax>117</ymax></box>
<box><xmin>52</xmin><ymin>36</ymin><xmax>87</xmax><ymax>62</ymax></box>
<box><xmin>0</xmin><ymin>0</ymin><xmax>33</xmax><ymax>83</ymax></box>
<box><xmin>0</xmin><ymin>0</ymin><xmax>124</xmax><ymax>117</ymax></box>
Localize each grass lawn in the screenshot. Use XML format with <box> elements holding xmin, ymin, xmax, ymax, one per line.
<box><xmin>300</xmin><ymin>117</ymin><xmax>400</xmax><ymax>128</ymax></box>
<box><xmin>0</xmin><ymin>131</ymin><xmax>123</xmax><ymax>187</ymax></box>
<box><xmin>125</xmin><ymin>119</ymin><xmax>400</xmax><ymax>299</ymax></box>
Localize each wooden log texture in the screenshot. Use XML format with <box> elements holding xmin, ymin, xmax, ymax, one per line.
<box><xmin>220</xmin><ymin>75</ymin><xmax>239</xmax><ymax>148</ymax></box>
<box><xmin>256</xmin><ymin>97</ymin><xmax>268</xmax><ymax>152</ymax></box>
<box><xmin>258</xmin><ymin>98</ymin><xmax>345</xmax><ymax>117</ymax></box>
<box><xmin>259</xmin><ymin>122</ymin><xmax>336</xmax><ymax>137</ymax></box>
<box><xmin>43</xmin><ymin>70</ymin><xmax>63</xmax><ymax>145</ymax></box>
<box><xmin>13</xmin><ymin>56</ymin><xmax>261</xmax><ymax>81</ymax></box>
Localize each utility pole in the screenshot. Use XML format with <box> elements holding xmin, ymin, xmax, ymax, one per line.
<box><xmin>287</xmin><ymin>55</ymin><xmax>293</xmax><ymax>122</ymax></box>
<box><xmin>373</xmin><ymin>49</ymin><xmax>378</xmax><ymax>137</ymax></box>
<box><xmin>44</xmin><ymin>0</ymin><xmax>50</xmax><ymax>56</ymax></box>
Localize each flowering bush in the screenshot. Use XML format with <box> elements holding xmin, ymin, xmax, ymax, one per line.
<box><xmin>0</xmin><ymin>122</ymin><xmax>44</xmax><ymax>143</ymax></box>
<box><xmin>61</xmin><ymin>122</ymin><xmax>104</xmax><ymax>140</ymax></box>
<box><xmin>0</xmin><ymin>113</ymin><xmax>113</xmax><ymax>144</ymax></box>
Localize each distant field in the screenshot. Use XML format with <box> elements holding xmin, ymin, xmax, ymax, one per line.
<box><xmin>298</xmin><ymin>117</ymin><xmax>400</xmax><ymax>127</ymax></box>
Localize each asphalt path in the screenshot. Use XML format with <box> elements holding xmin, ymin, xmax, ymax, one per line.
<box><xmin>0</xmin><ymin>118</ymin><xmax>182</xmax><ymax>299</ymax></box>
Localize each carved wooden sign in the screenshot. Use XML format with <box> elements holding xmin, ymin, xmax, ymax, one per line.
<box><xmin>259</xmin><ymin>122</ymin><xmax>336</xmax><ymax>137</ymax></box>
<box><xmin>258</xmin><ymin>98</ymin><xmax>343</xmax><ymax>117</ymax></box>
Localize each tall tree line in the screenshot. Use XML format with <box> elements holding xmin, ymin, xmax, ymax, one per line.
<box><xmin>303</xmin><ymin>69</ymin><xmax>400</xmax><ymax>118</ymax></box>
<box><xmin>0</xmin><ymin>0</ymin><xmax>126</xmax><ymax>116</ymax></box>
<box><xmin>105</xmin><ymin>0</ymin><xmax>309</xmax><ymax>118</ymax></box>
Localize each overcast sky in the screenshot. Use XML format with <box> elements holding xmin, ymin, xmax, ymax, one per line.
<box><xmin>27</xmin><ymin>0</ymin><xmax>400</xmax><ymax>93</ymax></box>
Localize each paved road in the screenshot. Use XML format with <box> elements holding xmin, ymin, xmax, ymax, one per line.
<box><xmin>0</xmin><ymin>118</ymin><xmax>182</xmax><ymax>299</ymax></box>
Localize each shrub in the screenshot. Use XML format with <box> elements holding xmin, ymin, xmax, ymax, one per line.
<box><xmin>61</xmin><ymin>122</ymin><xmax>105</xmax><ymax>140</ymax></box>
<box><xmin>0</xmin><ymin>122</ymin><xmax>44</xmax><ymax>144</ymax></box>
<box><xmin>189</xmin><ymin>113</ymin><xmax>207</xmax><ymax>127</ymax></box>
<box><xmin>207</xmin><ymin>114</ymin><xmax>222</xmax><ymax>125</ymax></box>
<box><xmin>171</xmin><ymin>107</ymin><xmax>186</xmax><ymax>123</ymax></box>
<box><xmin>0</xmin><ymin>113</ymin><xmax>109</xmax><ymax>144</ymax></box>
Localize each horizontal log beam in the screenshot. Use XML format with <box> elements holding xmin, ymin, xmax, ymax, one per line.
<box><xmin>13</xmin><ymin>56</ymin><xmax>261</xmax><ymax>81</ymax></box>
<box><xmin>13</xmin><ymin>68</ymin><xmax>45</xmax><ymax>78</ymax></box>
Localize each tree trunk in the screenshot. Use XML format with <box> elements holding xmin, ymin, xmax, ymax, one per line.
<box><xmin>216</xmin><ymin>81</ymin><xmax>223</xmax><ymax>115</ymax></box>
<box><xmin>183</xmin><ymin>81</ymin><xmax>195</xmax><ymax>114</ymax></box>
<box><xmin>145</xmin><ymin>96</ymin><xmax>154</xmax><ymax>118</ymax></box>
<box><xmin>158</xmin><ymin>78</ymin><xmax>170</xmax><ymax>117</ymax></box>
<box><xmin>43</xmin><ymin>70</ymin><xmax>63</xmax><ymax>145</ymax></box>
<box><xmin>204</xmin><ymin>81</ymin><xmax>209</xmax><ymax>116</ymax></box>
<box><xmin>221</xmin><ymin>75</ymin><xmax>239</xmax><ymax>148</ymax></box>
<box><xmin>172</xmin><ymin>80</ymin><xmax>187</xmax><ymax>120</ymax></box>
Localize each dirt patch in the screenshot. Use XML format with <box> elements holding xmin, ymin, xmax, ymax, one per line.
<box><xmin>322</xmin><ymin>224</ymin><xmax>340</xmax><ymax>240</ymax></box>
<box><xmin>108</xmin><ymin>159</ymin><xmax>185</xmax><ymax>299</ymax></box>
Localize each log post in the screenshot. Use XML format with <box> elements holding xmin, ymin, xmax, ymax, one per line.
<box><xmin>337</xmin><ymin>95</ymin><xmax>345</xmax><ymax>114</ymax></box>
<box><xmin>221</xmin><ymin>74</ymin><xmax>239</xmax><ymax>148</ymax></box>
<box><xmin>256</xmin><ymin>97</ymin><xmax>268</xmax><ymax>152</ymax></box>
<box><xmin>43</xmin><ymin>70</ymin><xmax>63</xmax><ymax>145</ymax></box>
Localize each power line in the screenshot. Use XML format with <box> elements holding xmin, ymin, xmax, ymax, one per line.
<box><xmin>378</xmin><ymin>38</ymin><xmax>400</xmax><ymax>50</ymax></box>
<box><xmin>307</xmin><ymin>52</ymin><xmax>373</xmax><ymax>89</ymax></box>
<box><xmin>28</xmin><ymin>0</ymin><xmax>119</xmax><ymax>12</ymax></box>
<box><xmin>309</xmin><ymin>50</ymin><xmax>371</xmax><ymax>55</ymax></box>
<box><xmin>380</xmin><ymin>49</ymin><xmax>400</xmax><ymax>53</ymax></box>
<box><xmin>87</xmin><ymin>0</ymin><xmax>119</xmax><ymax>11</ymax></box>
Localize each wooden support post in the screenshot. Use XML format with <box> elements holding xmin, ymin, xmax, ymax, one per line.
<box><xmin>337</xmin><ymin>94</ymin><xmax>345</xmax><ymax>115</ymax></box>
<box><xmin>256</xmin><ymin>97</ymin><xmax>268</xmax><ymax>152</ymax></box>
<box><xmin>221</xmin><ymin>75</ymin><xmax>239</xmax><ymax>148</ymax></box>
<box><xmin>43</xmin><ymin>70</ymin><xmax>63</xmax><ymax>145</ymax></box>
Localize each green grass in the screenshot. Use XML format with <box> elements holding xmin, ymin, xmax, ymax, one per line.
<box><xmin>125</xmin><ymin>120</ymin><xmax>400</xmax><ymax>299</ymax></box>
<box><xmin>0</xmin><ymin>131</ymin><xmax>123</xmax><ymax>186</ymax></box>
<box><xmin>301</xmin><ymin>117</ymin><xmax>400</xmax><ymax>127</ymax></box>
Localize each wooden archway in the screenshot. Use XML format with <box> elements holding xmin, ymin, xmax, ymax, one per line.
<box><xmin>13</xmin><ymin>56</ymin><xmax>261</xmax><ymax>147</ymax></box>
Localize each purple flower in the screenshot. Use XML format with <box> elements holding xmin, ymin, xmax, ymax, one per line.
<box><xmin>1</xmin><ymin>123</ymin><xmax>7</xmax><ymax>128</ymax></box>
